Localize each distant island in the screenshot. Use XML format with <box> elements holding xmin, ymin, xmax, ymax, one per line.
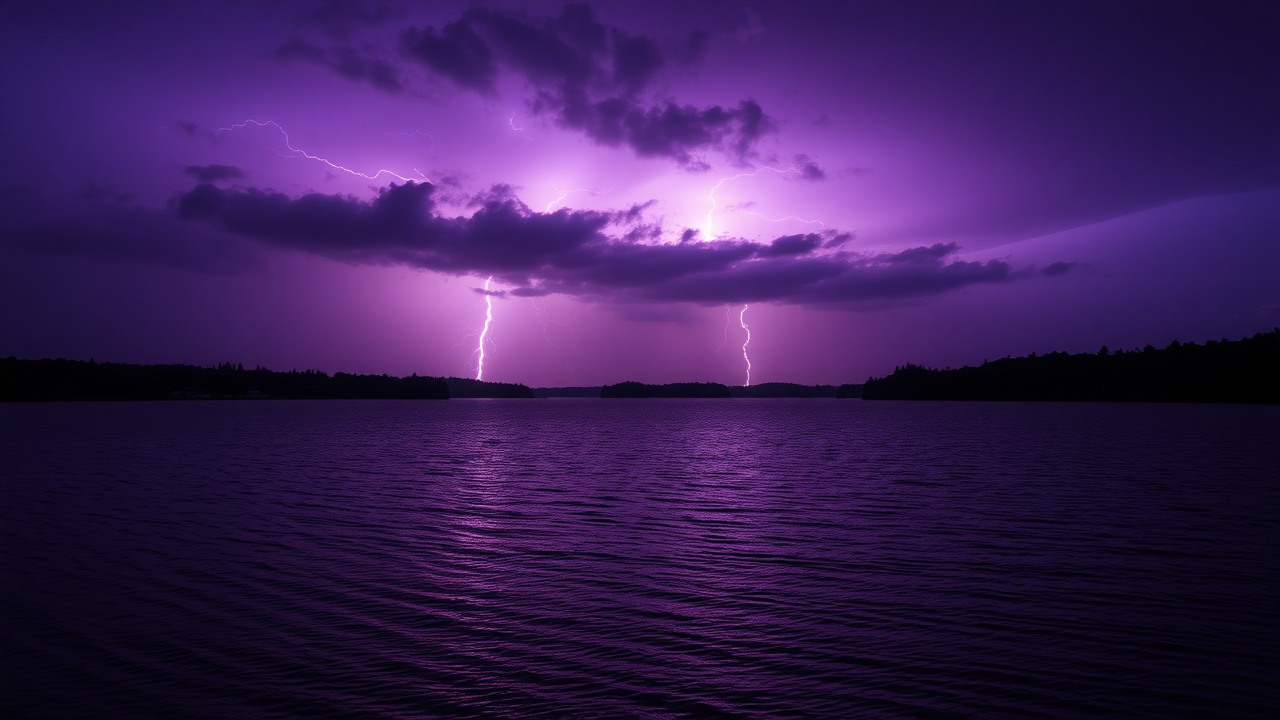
<box><xmin>859</xmin><ymin>329</ymin><xmax>1278</xmax><ymax>404</ymax></box>
<box><xmin>0</xmin><ymin>358</ymin><xmax>533</xmax><ymax>401</ymax></box>
<box><xmin>601</xmin><ymin>382</ymin><xmax>732</xmax><ymax>398</ymax></box>
<box><xmin>546</xmin><ymin>382</ymin><xmax>845</xmax><ymax>398</ymax></box>
<box><xmin>730</xmin><ymin>383</ymin><xmax>841</xmax><ymax>398</ymax></box>
<box><xmin>533</xmin><ymin>386</ymin><xmax>604</xmax><ymax>398</ymax></box>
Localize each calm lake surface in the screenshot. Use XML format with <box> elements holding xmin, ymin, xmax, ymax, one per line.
<box><xmin>2</xmin><ymin>399</ymin><xmax>1278</xmax><ymax>718</ymax></box>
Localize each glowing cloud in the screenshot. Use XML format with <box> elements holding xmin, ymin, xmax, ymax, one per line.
<box><xmin>703</xmin><ymin>166</ymin><xmax>822</xmax><ymax>239</ymax></box>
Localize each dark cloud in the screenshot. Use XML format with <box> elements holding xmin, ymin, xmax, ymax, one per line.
<box><xmin>174</xmin><ymin>182</ymin><xmax>610</xmax><ymax>279</ymax></box>
<box><xmin>274</xmin><ymin>38</ymin><xmax>403</xmax><ymax>93</ymax></box>
<box><xmin>5</xmin><ymin>180</ymin><xmax>1055</xmax><ymax>308</ymax></box>
<box><xmin>275</xmin><ymin>5</ymin><xmax>780</xmax><ymax>166</ymax></box>
<box><xmin>886</xmin><ymin>243</ymin><xmax>959</xmax><ymax>264</ymax></box>
<box><xmin>329</xmin><ymin>47</ymin><xmax>403</xmax><ymax>93</ymax></box>
<box><xmin>167</xmin><ymin>181</ymin><xmax>1036</xmax><ymax>306</ymax></box>
<box><xmin>756</xmin><ymin>233</ymin><xmax>822</xmax><ymax>258</ymax></box>
<box><xmin>182</xmin><ymin>165</ymin><xmax>245</xmax><ymax>183</ymax></box>
<box><xmin>395</xmin><ymin>5</ymin><xmax>774</xmax><ymax>165</ymax></box>
<box><xmin>792</xmin><ymin>154</ymin><xmax>826</xmax><ymax>181</ymax></box>
<box><xmin>669</xmin><ymin>29</ymin><xmax>710</xmax><ymax>67</ymax></box>
<box><xmin>822</xmin><ymin>232</ymin><xmax>854</xmax><ymax>249</ymax></box>
<box><xmin>619</xmin><ymin>199</ymin><xmax>658</xmax><ymax>223</ymax></box>
<box><xmin>1041</xmin><ymin>261</ymin><xmax>1076</xmax><ymax>276</ymax></box>
<box><xmin>612</xmin><ymin>31</ymin><xmax>663</xmax><ymax>94</ymax></box>
<box><xmin>401</xmin><ymin>20</ymin><xmax>497</xmax><ymax>93</ymax></box>
<box><xmin>543</xmin><ymin>93</ymin><xmax>772</xmax><ymax>169</ymax></box>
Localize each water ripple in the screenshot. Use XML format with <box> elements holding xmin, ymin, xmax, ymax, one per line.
<box><xmin>2</xmin><ymin>399</ymin><xmax>1278</xmax><ymax>717</ymax></box>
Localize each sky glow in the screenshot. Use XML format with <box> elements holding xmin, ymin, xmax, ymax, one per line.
<box><xmin>0</xmin><ymin>1</ymin><xmax>1275</xmax><ymax>386</ymax></box>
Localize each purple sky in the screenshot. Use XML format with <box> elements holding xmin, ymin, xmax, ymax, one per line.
<box><xmin>1</xmin><ymin>1</ymin><xmax>1277</xmax><ymax>386</ymax></box>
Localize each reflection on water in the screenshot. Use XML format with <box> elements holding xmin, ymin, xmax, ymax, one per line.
<box><xmin>3</xmin><ymin>399</ymin><xmax>1278</xmax><ymax>717</ymax></box>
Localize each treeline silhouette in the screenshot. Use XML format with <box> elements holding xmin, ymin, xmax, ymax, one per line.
<box><xmin>0</xmin><ymin>358</ymin><xmax>452</xmax><ymax>401</ymax></box>
<box><xmin>536</xmin><ymin>383</ymin><xmax>847</xmax><ymax>398</ymax></box>
<box><xmin>860</xmin><ymin>329</ymin><xmax>1278</xmax><ymax>404</ymax></box>
<box><xmin>445</xmin><ymin>377</ymin><xmax>535</xmax><ymax>398</ymax></box>
<box><xmin>730</xmin><ymin>383</ymin><xmax>839</xmax><ymax>398</ymax></box>
<box><xmin>601</xmin><ymin>382</ymin><xmax>731</xmax><ymax>398</ymax></box>
<box><xmin>532</xmin><ymin>387</ymin><xmax>604</xmax><ymax>398</ymax></box>
<box><xmin>835</xmin><ymin>384</ymin><xmax>864</xmax><ymax>399</ymax></box>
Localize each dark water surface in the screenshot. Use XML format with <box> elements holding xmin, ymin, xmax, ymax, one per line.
<box><xmin>2</xmin><ymin>400</ymin><xmax>1278</xmax><ymax>718</ymax></box>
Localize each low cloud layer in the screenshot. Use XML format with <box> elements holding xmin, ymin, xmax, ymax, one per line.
<box><xmin>1</xmin><ymin>180</ymin><xmax>1053</xmax><ymax>307</ymax></box>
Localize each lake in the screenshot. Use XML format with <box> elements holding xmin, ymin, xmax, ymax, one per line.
<box><xmin>2</xmin><ymin>399</ymin><xmax>1278</xmax><ymax>717</ymax></box>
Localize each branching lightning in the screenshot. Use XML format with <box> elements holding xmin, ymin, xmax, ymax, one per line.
<box><xmin>733</xmin><ymin>209</ymin><xmax>825</xmax><ymax>229</ymax></box>
<box><xmin>701</xmin><ymin>168</ymin><xmax>826</xmax><ymax>384</ymax></box>
<box><xmin>703</xmin><ymin>166</ymin><xmax>824</xmax><ymax>239</ymax></box>
<box><xmin>532</xmin><ymin>298</ymin><xmax>581</xmax><ymax>357</ymax></box>
<box><xmin>545</xmin><ymin>183</ymin><xmax>616</xmax><ymax>212</ymax></box>
<box><xmin>217</xmin><ymin>119</ymin><xmax>430</xmax><ymax>184</ymax></box>
<box><xmin>509</xmin><ymin>112</ymin><xmax>531</xmax><ymax>139</ymax></box>
<box><xmin>715</xmin><ymin>305</ymin><xmax>731</xmax><ymax>353</ymax></box>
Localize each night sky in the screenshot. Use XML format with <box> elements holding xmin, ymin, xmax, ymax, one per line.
<box><xmin>2</xmin><ymin>1</ymin><xmax>1276</xmax><ymax>387</ymax></box>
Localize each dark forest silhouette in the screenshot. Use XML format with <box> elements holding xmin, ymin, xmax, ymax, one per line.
<box><xmin>445</xmin><ymin>377</ymin><xmax>535</xmax><ymax>398</ymax></box>
<box><xmin>730</xmin><ymin>383</ymin><xmax>840</xmax><ymax>398</ymax></box>
<box><xmin>858</xmin><ymin>329</ymin><xmax>1278</xmax><ymax>403</ymax></box>
<box><xmin>601</xmin><ymin>382</ymin><xmax>732</xmax><ymax>398</ymax></box>
<box><xmin>5</xmin><ymin>329</ymin><xmax>1274</xmax><ymax>403</ymax></box>
<box><xmin>0</xmin><ymin>359</ymin><xmax>454</xmax><ymax>401</ymax></box>
<box><xmin>533</xmin><ymin>387</ymin><xmax>604</xmax><ymax>398</ymax></box>
<box><xmin>835</xmin><ymin>384</ymin><xmax>864</xmax><ymax>399</ymax></box>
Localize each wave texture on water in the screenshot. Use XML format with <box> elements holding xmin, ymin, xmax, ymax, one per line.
<box><xmin>2</xmin><ymin>399</ymin><xmax>1279</xmax><ymax>717</ymax></box>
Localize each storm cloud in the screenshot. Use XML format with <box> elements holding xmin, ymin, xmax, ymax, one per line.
<box><xmin>274</xmin><ymin>37</ymin><xmax>405</xmax><ymax>94</ymax></box>
<box><xmin>163</xmin><ymin>181</ymin><xmax>1027</xmax><ymax>305</ymax></box>
<box><xmin>393</xmin><ymin>5</ymin><xmax>775</xmax><ymax>166</ymax></box>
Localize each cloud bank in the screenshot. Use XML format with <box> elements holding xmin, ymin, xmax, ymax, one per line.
<box><xmin>162</xmin><ymin>180</ymin><xmax>1027</xmax><ymax>305</ymax></box>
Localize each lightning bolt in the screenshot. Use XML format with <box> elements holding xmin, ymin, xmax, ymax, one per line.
<box><xmin>509</xmin><ymin>112</ymin><xmax>531</xmax><ymax>139</ymax></box>
<box><xmin>475</xmin><ymin>277</ymin><xmax>494</xmax><ymax>381</ymax></box>
<box><xmin>704</xmin><ymin>166</ymin><xmax>825</xmax><ymax>239</ymax></box>
<box><xmin>706</xmin><ymin>167</ymin><xmax>824</xmax><ymax>371</ymax></box>
<box><xmin>532</xmin><ymin>298</ymin><xmax>581</xmax><ymax>356</ymax></box>
<box><xmin>216</xmin><ymin>119</ymin><xmax>430</xmax><ymax>184</ymax></box>
<box><xmin>545</xmin><ymin>183</ymin><xmax>616</xmax><ymax>212</ymax></box>
<box><xmin>732</xmin><ymin>209</ymin><xmax>825</xmax><ymax>229</ymax></box>
<box><xmin>715</xmin><ymin>304</ymin><xmax>731</xmax><ymax>353</ymax></box>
